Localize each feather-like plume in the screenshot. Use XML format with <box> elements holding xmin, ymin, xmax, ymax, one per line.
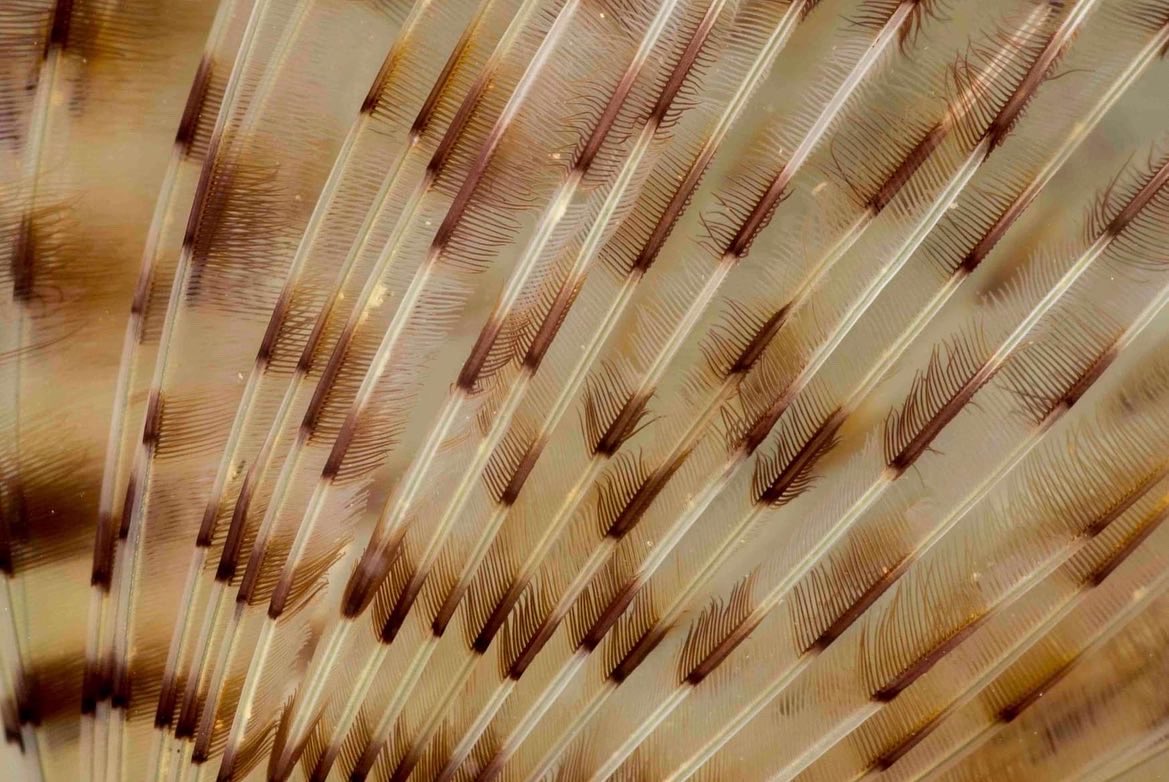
<box><xmin>188</xmin><ymin>2</ymin><xmax>597</xmax><ymax>773</ymax></box>
<box><xmin>1</xmin><ymin>0</ymin><xmax>222</xmax><ymax>779</ymax></box>
<box><xmin>2</xmin><ymin>0</ymin><xmax>1169</xmax><ymax>779</ymax></box>
<box><xmin>351</xmin><ymin>1</ymin><xmax>987</xmax><ymax>777</ymax></box>
<box><xmin>470</xmin><ymin>1</ymin><xmax>1103</xmax><ymax>776</ymax></box>
<box><xmin>546</xmin><ymin>115</ymin><xmax>1169</xmax><ymax>779</ymax></box>
<box><xmin>265</xmin><ymin>2</ymin><xmax>725</xmax><ymax>777</ymax></box>
<box><xmin>82</xmin><ymin>1</ymin><xmax>420</xmax><ymax>777</ymax></box>
<box><xmin>151</xmin><ymin>0</ymin><xmax>500</xmax><ymax>770</ymax></box>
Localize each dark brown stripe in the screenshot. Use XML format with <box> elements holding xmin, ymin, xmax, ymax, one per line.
<box><xmin>1106</xmin><ymin>156</ymin><xmax>1169</xmax><ymax>236</ymax></box>
<box><xmin>309</xmin><ymin>753</ymin><xmax>333</xmax><ymax>782</ymax></box>
<box><xmin>412</xmin><ymin>15</ymin><xmax>481</xmax><ymax>132</ymax></box>
<box><xmin>91</xmin><ymin>511</ymin><xmax>117</xmax><ymax>588</ymax></box>
<box><xmin>430</xmin><ymin>117</ymin><xmax>503</xmax><ymax>251</ymax></box>
<box><xmin>129</xmin><ymin>265</ymin><xmax>152</xmax><ymax>329</ymax></box>
<box><xmin>1083</xmin><ymin>468</ymin><xmax>1167</xmax><ymax>540</ymax></box>
<box><xmin>380</xmin><ymin>575</ymin><xmax>423</xmax><ymax>643</ymax></box>
<box><xmin>474</xmin><ymin>580</ymin><xmax>526</xmax><ymax>653</ymax></box>
<box><xmin>302</xmin><ymin>328</ymin><xmax>351</xmax><ymax>433</ymax></box>
<box><xmin>235</xmin><ymin>522</ymin><xmax>268</xmax><ymax>606</ymax></box>
<box><xmin>606</xmin><ymin>452</ymin><xmax>687</xmax><ymax>539</ymax></box>
<box><xmin>871</xmin><ymin>710</ymin><xmax>946</xmax><ymax>771</ymax></box>
<box><xmin>176</xmin><ymin>57</ymin><xmax>214</xmax><ymax>152</ymax></box>
<box><xmin>174</xmin><ymin>680</ymin><xmax>199</xmax><ymax>739</ymax></box>
<box><xmin>196</xmin><ymin>494</ymin><xmax>223</xmax><ymax>549</ymax></box>
<box><xmin>458</xmin><ymin>321</ymin><xmax>504</xmax><ymax>390</ymax></box>
<box><xmin>756</xmin><ymin>409</ymin><xmax>844</xmax><ymax>506</ymax></box>
<box><xmin>215</xmin><ymin>471</ymin><xmax>260</xmax><ymax>581</ymax></box>
<box><xmin>1088</xmin><ymin>505</ymin><xmax>1169</xmax><ymax>586</ymax></box>
<box><xmin>611</xmin><ymin>622</ymin><xmax>668</xmax><ymax>683</ymax></box>
<box><xmin>523</xmin><ymin>279</ymin><xmax>582</xmax><ymax>371</ymax></box>
<box><xmin>1026</xmin><ymin>342</ymin><xmax>1121</xmax><ymax>435</ymax></box>
<box><xmin>962</xmin><ymin>176</ymin><xmax>1040</xmax><ymax>274</ymax></box>
<box><xmin>360</xmin><ymin>45</ymin><xmax>404</xmax><ymax>116</ymax></box>
<box><xmin>154</xmin><ymin>670</ymin><xmax>179</xmax><ymax>728</ymax></box>
<box><xmin>580</xmin><ymin>578</ymin><xmax>640</xmax><ymax>652</ymax></box>
<box><xmin>997</xmin><ymin>657</ymin><xmax>1078</xmax><ymax>722</ymax></box>
<box><xmin>501</xmin><ymin>434</ymin><xmax>545</xmax><ymax>506</ymax></box>
<box><xmin>742</xmin><ymin>381</ymin><xmax>800</xmax><ymax>455</ymax></box>
<box><xmin>342</xmin><ymin>548</ymin><xmax>388</xmax><ymax>619</ymax></box>
<box><xmin>594</xmin><ymin>390</ymin><xmax>652</xmax><ymax>457</ymax></box>
<box><xmin>3</xmin><ymin>653</ymin><xmax>83</xmax><ymax>728</ymax></box>
<box><xmin>11</xmin><ymin>215</ymin><xmax>35</xmax><ymax>302</ymax></box>
<box><xmin>986</xmin><ymin>6</ymin><xmax>1076</xmax><ymax>150</ymax></box>
<box><xmin>889</xmin><ymin>364</ymin><xmax>993</xmax><ymax>476</ymax></box>
<box><xmin>425</xmin><ymin>54</ymin><xmax>488</xmax><ymax>175</ymax></box>
<box><xmin>810</xmin><ymin>556</ymin><xmax>911</xmax><ymax>652</ymax></box>
<box><xmin>507</xmin><ymin>615</ymin><xmax>559</xmax><ymax>680</ymax></box>
<box><xmin>572</xmin><ymin>68</ymin><xmax>637</xmax><ymax>176</ymax></box>
<box><xmin>343</xmin><ymin>528</ymin><xmax>411</xmax><ymax>619</ymax></box>
<box><xmin>118</xmin><ymin>471</ymin><xmax>138</xmax><ymax>539</ymax></box>
<box><xmin>142</xmin><ymin>388</ymin><xmax>165</xmax><ymax>447</ymax></box>
<box><xmin>431</xmin><ymin>587</ymin><xmax>461</xmax><ymax>637</ymax></box>
<box><xmin>110</xmin><ymin>657</ymin><xmax>131</xmax><ymax>710</ymax></box>
<box><xmin>201</xmin><ymin>364</ymin><xmax>285</xmax><ymax>554</ymax></box>
<box><xmin>633</xmin><ymin>140</ymin><xmax>718</xmax><ymax>272</ymax></box>
<box><xmin>0</xmin><ymin>484</ymin><xmax>20</xmax><ymax>577</ymax></box>
<box><xmin>2</xmin><ymin>702</ymin><xmax>21</xmax><ymax>748</ymax></box>
<box><xmin>873</xmin><ymin>619</ymin><xmax>984</xmax><ymax>701</ymax></box>
<box><xmin>685</xmin><ymin>612</ymin><xmax>758</xmax><ymax>685</ymax></box>
<box><xmin>269</xmin><ymin>565</ymin><xmax>297</xmax><ymax>618</ymax></box>
<box><xmin>426</xmin><ymin>106</ymin><xmax>465</xmax><ymax>178</ymax></box>
<box><xmin>80</xmin><ymin>657</ymin><xmax>108</xmax><ymax>716</ymax></box>
<box><xmin>647</xmin><ymin>1</ymin><xmax>721</xmax><ymax>127</ymax></box>
<box><xmin>322</xmin><ymin>419</ymin><xmax>356</xmax><ymax>480</ymax></box>
<box><xmin>727</xmin><ymin>155</ymin><xmax>797</xmax><ymax>259</ymax></box>
<box><xmin>11</xmin><ymin>682</ymin><xmax>37</xmax><ymax>728</ymax></box>
<box><xmin>2</xmin><ymin>465</ymin><xmax>107</xmax><ymax>576</ymax></box>
<box><xmin>477</xmin><ymin>752</ymin><xmax>507</xmax><ymax>782</ymax></box>
<box><xmin>46</xmin><ymin>0</ymin><xmax>73</xmax><ymax>55</ymax></box>
<box><xmin>0</xmin><ymin>530</ymin><xmax>10</xmax><ymax>579</ymax></box>
<box><xmin>389</xmin><ymin>751</ymin><xmax>420</xmax><ymax>782</ymax></box>
<box><xmin>256</xmin><ymin>292</ymin><xmax>292</xmax><ymax>366</ymax></box>
<box><xmin>295</xmin><ymin>312</ymin><xmax>330</xmax><ymax>375</ymax></box>
<box><xmin>350</xmin><ymin>742</ymin><xmax>380</xmax><ymax>781</ymax></box>
<box><xmin>870</xmin><ymin>122</ymin><xmax>948</xmax><ymax>213</ymax></box>
<box><xmin>729</xmin><ymin>305</ymin><xmax>789</xmax><ymax>376</ymax></box>
<box><xmin>181</xmin><ymin>128</ymin><xmax>223</xmax><ymax>252</ymax></box>
<box><xmin>214</xmin><ymin>417</ymin><xmax>292</xmax><ymax>580</ymax></box>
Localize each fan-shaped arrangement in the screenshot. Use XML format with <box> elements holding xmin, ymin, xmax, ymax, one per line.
<box><xmin>3</xmin><ymin>0</ymin><xmax>1169</xmax><ymax>779</ymax></box>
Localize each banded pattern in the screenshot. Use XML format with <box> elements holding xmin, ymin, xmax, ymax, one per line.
<box><xmin>1</xmin><ymin>0</ymin><xmax>1168</xmax><ymax>779</ymax></box>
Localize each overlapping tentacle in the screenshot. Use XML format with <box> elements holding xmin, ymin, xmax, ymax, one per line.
<box><xmin>3</xmin><ymin>0</ymin><xmax>1167</xmax><ymax>780</ymax></box>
